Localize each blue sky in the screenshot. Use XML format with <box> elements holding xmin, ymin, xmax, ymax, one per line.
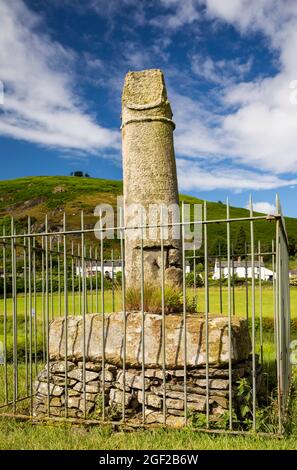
<box><xmin>0</xmin><ymin>0</ymin><xmax>297</xmax><ymax>216</ymax></box>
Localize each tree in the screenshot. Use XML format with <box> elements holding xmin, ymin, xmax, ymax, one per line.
<box><xmin>288</xmin><ymin>236</ymin><xmax>297</xmax><ymax>257</ymax></box>
<box><xmin>210</xmin><ymin>236</ymin><xmax>227</xmax><ymax>257</ymax></box>
<box><xmin>234</xmin><ymin>225</ymin><xmax>247</xmax><ymax>257</ymax></box>
<box><xmin>70</xmin><ymin>171</ymin><xmax>91</xmax><ymax>178</ymax></box>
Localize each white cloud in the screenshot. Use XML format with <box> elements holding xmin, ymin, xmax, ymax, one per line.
<box><xmin>150</xmin><ymin>0</ymin><xmax>200</xmax><ymax>29</ymax></box>
<box><xmin>245</xmin><ymin>201</ymin><xmax>276</xmax><ymax>215</ymax></box>
<box><xmin>177</xmin><ymin>158</ymin><xmax>297</xmax><ymax>192</ymax></box>
<box><xmin>0</xmin><ymin>0</ymin><xmax>120</xmax><ymax>154</ymax></box>
<box><xmin>191</xmin><ymin>55</ymin><xmax>252</xmax><ymax>84</ymax></box>
<box><xmin>160</xmin><ymin>0</ymin><xmax>297</xmax><ymax>187</ymax></box>
<box><xmin>201</xmin><ymin>0</ymin><xmax>297</xmax><ymax>175</ymax></box>
<box><xmin>170</xmin><ymin>91</ymin><xmax>223</xmax><ymax>157</ymax></box>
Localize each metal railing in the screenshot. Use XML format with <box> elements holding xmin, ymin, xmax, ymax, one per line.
<box><xmin>0</xmin><ymin>198</ymin><xmax>292</xmax><ymax>435</ymax></box>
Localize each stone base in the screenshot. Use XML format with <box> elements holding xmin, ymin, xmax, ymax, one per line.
<box><xmin>35</xmin><ymin>312</ymin><xmax>257</xmax><ymax>425</ymax></box>
<box><xmin>34</xmin><ymin>358</ymin><xmax>261</xmax><ymax>424</ymax></box>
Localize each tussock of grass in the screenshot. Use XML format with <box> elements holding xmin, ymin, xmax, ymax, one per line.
<box><xmin>125</xmin><ymin>284</ymin><xmax>196</xmax><ymax>314</ymax></box>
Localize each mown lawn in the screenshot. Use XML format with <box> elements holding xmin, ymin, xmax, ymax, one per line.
<box><xmin>0</xmin><ymin>373</ymin><xmax>297</xmax><ymax>450</ymax></box>
<box><xmin>0</xmin><ymin>419</ymin><xmax>296</xmax><ymax>450</ymax></box>
<box><xmin>0</xmin><ymin>366</ymin><xmax>297</xmax><ymax>450</ymax></box>
<box><xmin>0</xmin><ymin>286</ymin><xmax>296</xmax><ymax>319</ymax></box>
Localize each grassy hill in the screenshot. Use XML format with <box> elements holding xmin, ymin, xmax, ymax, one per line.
<box><xmin>0</xmin><ymin>176</ymin><xmax>296</xmax><ymax>257</ymax></box>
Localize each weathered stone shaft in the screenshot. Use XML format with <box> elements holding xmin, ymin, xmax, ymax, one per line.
<box><xmin>122</xmin><ymin>69</ymin><xmax>182</xmax><ymax>288</ymax></box>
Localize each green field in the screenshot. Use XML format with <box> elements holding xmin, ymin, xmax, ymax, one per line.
<box><xmin>0</xmin><ymin>285</ymin><xmax>296</xmax><ymax>319</ymax></box>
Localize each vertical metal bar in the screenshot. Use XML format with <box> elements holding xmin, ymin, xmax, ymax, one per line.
<box><xmin>140</xmin><ymin>208</ymin><xmax>145</xmax><ymax>424</ymax></box>
<box><xmin>90</xmin><ymin>246</ymin><xmax>93</xmax><ymax>313</ymax></box>
<box><xmin>120</xmin><ymin>207</ymin><xmax>127</xmax><ymax>423</ymax></box>
<box><xmin>49</xmin><ymin>237</ymin><xmax>53</xmax><ymax>320</ymax></box>
<box><xmin>41</xmin><ymin>236</ymin><xmax>45</xmax><ymax>363</ymax></box>
<box><xmin>71</xmin><ymin>241</ymin><xmax>75</xmax><ymax>316</ymax></box>
<box><xmin>272</xmin><ymin>239</ymin><xmax>277</xmax><ymax>366</ymax></box>
<box><xmin>27</xmin><ymin>218</ymin><xmax>33</xmax><ymax>413</ymax></box>
<box><xmin>181</xmin><ymin>201</ymin><xmax>187</xmax><ymax>425</ymax></box>
<box><xmin>250</xmin><ymin>196</ymin><xmax>256</xmax><ymax>432</ymax></box>
<box><xmin>32</xmin><ymin>237</ymin><xmax>37</xmax><ymax>376</ymax></box>
<box><xmin>45</xmin><ymin>215</ymin><xmax>50</xmax><ymax>416</ymax></box>
<box><xmin>85</xmin><ymin>243</ymin><xmax>88</xmax><ymax>315</ymax></box>
<box><xmin>111</xmin><ymin>249</ymin><xmax>115</xmax><ymax>313</ymax></box>
<box><xmin>63</xmin><ymin>213</ymin><xmax>68</xmax><ymax>418</ymax></box>
<box><xmin>81</xmin><ymin>212</ymin><xmax>87</xmax><ymax>419</ymax></box>
<box><xmin>219</xmin><ymin>242</ymin><xmax>223</xmax><ymax>315</ymax></box>
<box><xmin>160</xmin><ymin>206</ymin><xmax>166</xmax><ymax>425</ymax></box>
<box><xmin>58</xmin><ymin>238</ymin><xmax>62</xmax><ymax>317</ymax></box>
<box><xmin>193</xmin><ymin>243</ymin><xmax>197</xmax><ymax>312</ymax></box>
<box><xmin>245</xmin><ymin>242</ymin><xmax>249</xmax><ymax>321</ymax></box>
<box><xmin>23</xmin><ymin>234</ymin><xmax>28</xmax><ymax>393</ymax></box>
<box><xmin>10</xmin><ymin>219</ymin><xmax>16</xmax><ymax>411</ymax></box>
<box><xmin>232</xmin><ymin>245</ymin><xmax>235</xmax><ymax>316</ymax></box>
<box><xmin>100</xmin><ymin>210</ymin><xmax>105</xmax><ymax>421</ymax></box>
<box><xmin>286</xmin><ymin>229</ymin><xmax>291</xmax><ymax>407</ymax></box>
<box><xmin>78</xmin><ymin>244</ymin><xmax>81</xmax><ymax>315</ymax></box>
<box><xmin>95</xmin><ymin>247</ymin><xmax>99</xmax><ymax>313</ymax></box>
<box><xmin>275</xmin><ymin>196</ymin><xmax>282</xmax><ymax>433</ymax></box>
<box><xmin>11</xmin><ymin>220</ymin><xmax>18</xmax><ymax>409</ymax></box>
<box><xmin>226</xmin><ymin>199</ymin><xmax>233</xmax><ymax>430</ymax></box>
<box><xmin>204</xmin><ymin>201</ymin><xmax>209</xmax><ymax>428</ymax></box>
<box><xmin>3</xmin><ymin>227</ymin><xmax>8</xmax><ymax>403</ymax></box>
<box><xmin>33</xmin><ymin>237</ymin><xmax>37</xmax><ymax>376</ymax></box>
<box><xmin>258</xmin><ymin>240</ymin><xmax>263</xmax><ymax>366</ymax></box>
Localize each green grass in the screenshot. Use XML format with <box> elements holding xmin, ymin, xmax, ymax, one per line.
<box><xmin>0</xmin><ymin>176</ymin><xmax>123</xmax><ymax>213</ymax></box>
<box><xmin>0</xmin><ymin>369</ymin><xmax>297</xmax><ymax>450</ymax></box>
<box><xmin>0</xmin><ymin>419</ymin><xmax>296</xmax><ymax>450</ymax></box>
<box><xmin>0</xmin><ymin>286</ymin><xmax>296</xmax><ymax>319</ymax></box>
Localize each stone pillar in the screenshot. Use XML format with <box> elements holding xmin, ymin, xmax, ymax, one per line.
<box><xmin>122</xmin><ymin>69</ymin><xmax>182</xmax><ymax>289</ymax></box>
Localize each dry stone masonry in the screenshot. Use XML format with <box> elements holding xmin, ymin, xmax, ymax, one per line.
<box><xmin>122</xmin><ymin>69</ymin><xmax>182</xmax><ymax>288</ymax></box>
<box><xmin>34</xmin><ymin>312</ymin><xmax>260</xmax><ymax>425</ymax></box>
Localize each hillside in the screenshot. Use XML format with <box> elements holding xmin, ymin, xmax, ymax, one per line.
<box><xmin>0</xmin><ymin>176</ymin><xmax>296</xmax><ymax>257</ymax></box>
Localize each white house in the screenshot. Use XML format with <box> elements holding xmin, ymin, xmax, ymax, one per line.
<box><xmin>212</xmin><ymin>258</ymin><xmax>275</xmax><ymax>281</ymax></box>
<box><xmin>76</xmin><ymin>260</ymin><xmax>122</xmax><ymax>278</ymax></box>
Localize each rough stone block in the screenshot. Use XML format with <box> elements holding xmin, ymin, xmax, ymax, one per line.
<box><xmin>116</xmin><ymin>370</ymin><xmax>151</xmax><ymax>390</ymax></box>
<box><xmin>49</xmin><ymin>312</ymin><xmax>251</xmax><ymax>368</ymax></box>
<box><xmin>67</xmin><ymin>368</ymin><xmax>99</xmax><ymax>383</ymax></box>
<box><xmin>137</xmin><ymin>391</ymin><xmax>162</xmax><ymax>408</ymax></box>
<box><xmin>109</xmin><ymin>388</ymin><xmax>132</xmax><ymax>407</ymax></box>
